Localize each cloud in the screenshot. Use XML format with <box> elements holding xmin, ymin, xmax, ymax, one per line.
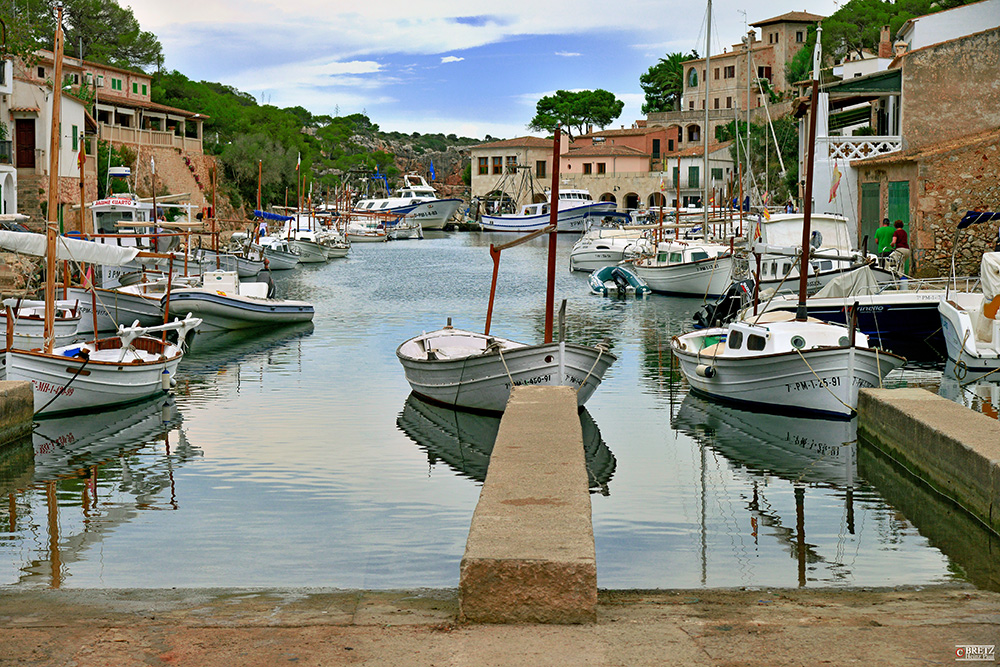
<box><xmin>441</xmin><ymin>56</ymin><xmax>465</xmax><ymax>64</ymax></box>
<box><xmin>555</xmin><ymin>51</ymin><xmax>582</xmax><ymax>57</ymax></box>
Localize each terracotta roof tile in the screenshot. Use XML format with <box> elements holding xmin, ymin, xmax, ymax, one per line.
<box><xmin>566</xmin><ymin>145</ymin><xmax>648</xmax><ymax>158</ymax></box>
<box><xmin>752</xmin><ymin>11</ymin><xmax>825</xmax><ymax>27</ymax></box>
<box><xmin>470</xmin><ymin>136</ymin><xmax>552</xmax><ymax>149</ymax></box>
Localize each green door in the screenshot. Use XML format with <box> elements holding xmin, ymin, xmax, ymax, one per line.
<box><xmin>887</xmin><ymin>180</ymin><xmax>910</xmax><ymax>271</ymax></box>
<box><xmin>860</xmin><ymin>183</ymin><xmax>880</xmax><ymax>254</ymax></box>
<box><xmin>887</xmin><ymin>181</ymin><xmax>909</xmax><ymax>229</ymax></box>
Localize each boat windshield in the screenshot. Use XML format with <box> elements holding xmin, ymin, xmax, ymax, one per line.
<box><xmin>94</xmin><ymin>209</ymin><xmax>134</xmax><ymax>234</ymax></box>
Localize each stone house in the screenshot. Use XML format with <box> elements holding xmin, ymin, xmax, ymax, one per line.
<box><xmin>470</xmin><ymin>136</ymin><xmax>565</xmax><ymax>210</ymax></box>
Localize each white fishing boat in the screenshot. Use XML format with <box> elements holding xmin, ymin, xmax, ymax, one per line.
<box><xmin>671</xmin><ymin>24</ymin><xmax>906</xmax><ymax>420</ymax></box>
<box><xmin>396</xmin><ymin>324</ymin><xmax>615</xmax><ymax>414</ymax></box>
<box><xmin>165</xmin><ymin>270</ymin><xmax>314</xmax><ymax>332</ymax></box>
<box><xmin>569</xmin><ymin>227</ymin><xmax>650</xmax><ymax>272</ymax></box>
<box><xmin>353</xmin><ymin>173</ymin><xmax>461</xmax><ymax>230</ymax></box>
<box><xmin>939</xmin><ymin>253</ymin><xmax>1000</xmax><ymax>372</ymax></box>
<box><xmin>345</xmin><ymin>216</ymin><xmax>389</xmax><ymax>243</ymax></box>
<box><xmin>631</xmin><ymin>240</ymin><xmax>735</xmax><ymax>297</ymax></box>
<box><xmin>251</xmin><ymin>236</ymin><xmax>300</xmax><ymax>270</ymax></box>
<box><xmin>0</xmin><ymin>299</ymin><xmax>82</xmax><ymax>349</ymax></box>
<box><xmin>672</xmin><ymin>313</ymin><xmax>904</xmax><ymax>419</ymax></box>
<box><xmin>480</xmin><ymin>188</ymin><xmax>618</xmax><ymax>233</ymax></box>
<box><xmin>398</xmin><ymin>131</ymin><xmax>616</xmax><ymax>413</ymax></box>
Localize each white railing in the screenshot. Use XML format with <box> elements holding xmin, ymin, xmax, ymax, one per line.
<box><xmin>821</xmin><ymin>136</ymin><xmax>902</xmax><ymax>161</ymax></box>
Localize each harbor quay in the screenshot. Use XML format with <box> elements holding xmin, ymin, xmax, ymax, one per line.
<box><xmin>2</xmin><ymin>385</ymin><xmax>1000</xmax><ymax>665</ymax></box>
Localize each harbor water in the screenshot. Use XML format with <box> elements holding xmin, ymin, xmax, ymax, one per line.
<box><xmin>1</xmin><ymin>232</ymin><xmax>995</xmax><ymax>590</ymax></box>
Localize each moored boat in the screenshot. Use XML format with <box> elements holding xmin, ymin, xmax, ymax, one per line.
<box><xmin>480</xmin><ymin>188</ymin><xmax>619</xmax><ymax>233</ymax></box>
<box><xmin>588</xmin><ymin>265</ymin><xmax>651</xmax><ymax>297</ymax></box>
<box><xmin>631</xmin><ymin>240</ymin><xmax>735</xmax><ymax>297</ymax></box>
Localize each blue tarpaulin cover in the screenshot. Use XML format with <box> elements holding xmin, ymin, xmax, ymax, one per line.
<box><xmin>253</xmin><ymin>210</ymin><xmax>294</xmax><ymax>222</ymax></box>
<box><xmin>958</xmin><ymin>210</ymin><xmax>1000</xmax><ymax>229</ymax></box>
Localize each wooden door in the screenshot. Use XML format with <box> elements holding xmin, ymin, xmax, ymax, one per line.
<box><xmin>860</xmin><ymin>182</ymin><xmax>880</xmax><ymax>254</ymax></box>
<box><xmin>15</xmin><ymin>119</ymin><xmax>35</xmax><ymax>169</ymax></box>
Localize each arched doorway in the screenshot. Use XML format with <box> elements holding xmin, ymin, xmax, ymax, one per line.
<box><xmin>624</xmin><ymin>193</ymin><xmax>640</xmax><ymax>210</ymax></box>
<box><xmin>647</xmin><ymin>193</ymin><xmax>667</xmax><ymax>208</ymax></box>
<box><xmin>599</xmin><ymin>193</ymin><xmax>616</xmax><ymax>204</ymax></box>
<box><xmin>686</xmin><ymin>124</ymin><xmax>701</xmax><ymax>142</ymax></box>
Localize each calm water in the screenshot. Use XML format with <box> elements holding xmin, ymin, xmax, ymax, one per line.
<box><xmin>1</xmin><ymin>232</ymin><xmax>995</xmax><ymax>590</ymax></box>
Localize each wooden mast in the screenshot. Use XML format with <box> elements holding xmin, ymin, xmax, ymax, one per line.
<box><xmin>43</xmin><ymin>2</ymin><xmax>65</xmax><ymax>353</ymax></box>
<box><xmin>796</xmin><ymin>25</ymin><xmax>823</xmax><ymax>321</ymax></box>
<box><xmin>544</xmin><ymin>127</ymin><xmax>561</xmax><ymax>344</ymax></box>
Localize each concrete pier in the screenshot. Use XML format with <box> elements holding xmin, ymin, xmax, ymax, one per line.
<box><xmin>0</xmin><ymin>381</ymin><xmax>34</xmax><ymax>448</ymax></box>
<box><xmin>459</xmin><ymin>386</ymin><xmax>597</xmax><ymax>624</ymax></box>
<box><xmin>858</xmin><ymin>387</ymin><xmax>1000</xmax><ymax>535</ymax></box>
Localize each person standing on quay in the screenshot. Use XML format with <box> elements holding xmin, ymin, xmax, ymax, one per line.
<box><xmin>874</xmin><ymin>218</ymin><xmax>894</xmax><ymax>256</ymax></box>
<box><xmin>890</xmin><ymin>220</ymin><xmax>911</xmax><ymax>273</ymax></box>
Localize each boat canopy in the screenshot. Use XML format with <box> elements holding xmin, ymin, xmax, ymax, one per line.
<box><xmin>0</xmin><ymin>231</ymin><xmax>140</xmax><ymax>265</ymax></box>
<box><xmin>253</xmin><ymin>210</ymin><xmax>294</xmax><ymax>222</ymax></box>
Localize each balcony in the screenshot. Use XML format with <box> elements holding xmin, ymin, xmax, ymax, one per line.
<box><xmin>820</xmin><ymin>135</ymin><xmax>902</xmax><ymax>161</ymax></box>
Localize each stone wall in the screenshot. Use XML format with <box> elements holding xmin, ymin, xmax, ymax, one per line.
<box><xmin>902</xmin><ymin>27</ymin><xmax>1000</xmax><ymax>152</ymax></box>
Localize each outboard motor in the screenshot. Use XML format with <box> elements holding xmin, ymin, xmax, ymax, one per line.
<box><xmin>693</xmin><ymin>278</ymin><xmax>755</xmax><ymax>328</ymax></box>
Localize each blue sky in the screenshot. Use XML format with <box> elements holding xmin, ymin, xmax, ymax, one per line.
<box><xmin>129</xmin><ymin>0</ymin><xmax>840</xmax><ymax>140</ymax></box>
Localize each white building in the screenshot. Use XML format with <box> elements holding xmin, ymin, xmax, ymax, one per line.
<box><xmin>0</xmin><ymin>54</ymin><xmax>16</xmax><ymax>216</ymax></box>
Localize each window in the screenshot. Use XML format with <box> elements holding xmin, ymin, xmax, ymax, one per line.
<box><xmin>71</xmin><ymin>73</ymin><xmax>79</xmax><ymax>84</ymax></box>
<box><xmin>714</xmin><ymin>67</ymin><xmax>720</xmax><ymax>80</ymax></box>
<box><xmin>597</xmin><ymin>163</ymin><xmax>606</xmax><ymax>174</ymax></box>
<box><xmin>142</xmin><ymin>84</ymin><xmax>147</xmax><ymax>96</ymax></box>
<box><xmin>687</xmin><ymin>68</ymin><xmax>698</xmax><ymax>87</ymax></box>
<box><xmin>583</xmin><ymin>163</ymin><xmax>592</xmax><ymax>175</ymax></box>
<box><xmin>713</xmin><ymin>98</ymin><xmax>719</xmax><ymax>109</ymax></box>
<box><xmin>505</xmin><ymin>155</ymin><xmax>517</xmax><ymax>171</ymax></box>
<box><xmin>37</xmin><ymin>66</ymin><xmax>45</xmax><ymax>78</ymax></box>
<box><xmin>796</xmin><ymin>31</ymin><xmax>804</xmax><ymax>43</ymax></box>
<box><xmin>96</xmin><ymin>75</ymin><xmax>104</xmax><ymax>88</ymax></box>
<box><xmin>492</xmin><ymin>156</ymin><xmax>502</xmax><ymax>175</ymax></box>
<box><xmin>687</xmin><ymin>125</ymin><xmax>700</xmax><ymax>142</ymax></box>
<box><xmin>478</xmin><ymin>157</ymin><xmax>488</xmax><ymax>175</ymax></box>
<box><xmin>672</xmin><ymin>167</ymin><xmax>679</xmax><ymax>186</ymax></box>
<box><xmin>688</xmin><ymin>100</ymin><xmax>694</xmax><ymax>110</ymax></box>
<box><xmin>724</xmin><ymin>65</ymin><xmax>735</xmax><ymax>79</ymax></box>
<box><xmin>726</xmin><ymin>96</ymin><xmax>732</xmax><ymax>109</ymax></box>
<box><xmin>711</xmin><ymin>168</ymin><xmax>723</xmax><ymax>181</ymax></box>
<box><xmin>747</xmin><ymin>334</ymin><xmax>767</xmax><ymax>351</ymax></box>
<box><xmin>535</xmin><ymin>160</ymin><xmax>546</xmax><ymax>178</ymax></box>
<box><xmin>728</xmin><ymin>330</ymin><xmax>743</xmax><ymax>349</ymax></box>
<box><xmin>72</xmin><ymin>125</ymin><xmax>78</xmax><ymax>151</ymax></box>
<box><xmin>688</xmin><ymin>166</ymin><xmax>699</xmax><ymax>188</ymax></box>
<box><xmin>758</xmin><ymin>66</ymin><xmax>772</xmax><ymax>81</ymax></box>
<box><xmin>133</xmin><ymin>82</ymin><xmax>138</xmax><ymax>94</ymax></box>
<box><xmin>668</xmin><ymin>139</ymin><xmax>674</xmax><ymax>152</ymax></box>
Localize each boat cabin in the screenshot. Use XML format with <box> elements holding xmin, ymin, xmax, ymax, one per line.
<box><xmin>653</xmin><ymin>241</ymin><xmax>727</xmax><ymax>265</ymax></box>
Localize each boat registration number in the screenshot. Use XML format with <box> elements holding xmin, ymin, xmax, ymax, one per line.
<box><xmin>33</xmin><ymin>380</ymin><xmax>74</xmax><ymax>397</ymax></box>
<box><xmin>505</xmin><ymin>373</ymin><xmax>552</xmax><ymax>389</ymax></box>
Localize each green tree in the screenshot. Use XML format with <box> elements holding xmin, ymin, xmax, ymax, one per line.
<box><xmin>528</xmin><ymin>89</ymin><xmax>624</xmax><ymax>139</ymax></box>
<box><xmin>57</xmin><ymin>0</ymin><xmax>162</xmax><ymax>70</ymax></box>
<box><xmin>639</xmin><ymin>51</ymin><xmax>698</xmax><ymax>113</ymax></box>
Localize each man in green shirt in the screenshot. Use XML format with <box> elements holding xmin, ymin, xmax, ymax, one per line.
<box><xmin>874</xmin><ymin>218</ymin><xmax>894</xmax><ymax>256</ymax></box>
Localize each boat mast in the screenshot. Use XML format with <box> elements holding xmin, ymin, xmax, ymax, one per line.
<box><xmin>43</xmin><ymin>2</ymin><xmax>65</xmax><ymax>353</ymax></box>
<box><xmin>796</xmin><ymin>25</ymin><xmax>823</xmax><ymax>321</ymax></box>
<box><xmin>703</xmin><ymin>0</ymin><xmax>712</xmax><ymax>232</ymax></box>
<box><xmin>544</xmin><ymin>126</ymin><xmax>561</xmax><ymax>343</ymax></box>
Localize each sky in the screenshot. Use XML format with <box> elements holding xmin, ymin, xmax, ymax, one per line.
<box><xmin>128</xmin><ymin>0</ymin><xmax>841</xmax><ymax>140</ymax></box>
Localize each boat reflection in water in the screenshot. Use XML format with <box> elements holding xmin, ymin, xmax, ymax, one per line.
<box><xmin>396</xmin><ymin>394</ymin><xmax>616</xmax><ymax>494</ymax></box>
<box><xmin>1</xmin><ymin>396</ymin><xmax>196</xmax><ymax>587</ymax></box>
<box><xmin>673</xmin><ymin>393</ymin><xmax>859</xmax><ymax>587</ymax></box>
<box><xmin>937</xmin><ymin>360</ymin><xmax>1000</xmax><ymax>421</ymax></box>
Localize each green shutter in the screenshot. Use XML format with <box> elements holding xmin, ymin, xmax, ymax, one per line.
<box><xmin>72</xmin><ymin>125</ymin><xmax>78</xmax><ymax>151</ymax></box>
<box><xmin>887</xmin><ymin>181</ymin><xmax>909</xmax><ymax>229</ymax></box>
<box><xmin>142</xmin><ymin>84</ymin><xmax>147</xmax><ymax>96</ymax></box>
<box><xmin>689</xmin><ymin>166</ymin><xmax>699</xmax><ymax>188</ymax></box>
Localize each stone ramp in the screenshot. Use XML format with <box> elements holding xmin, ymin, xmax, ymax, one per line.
<box><xmin>459</xmin><ymin>385</ymin><xmax>597</xmax><ymax>624</ymax></box>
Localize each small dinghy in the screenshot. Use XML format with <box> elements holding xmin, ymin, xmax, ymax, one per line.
<box><xmin>588</xmin><ymin>265</ymin><xmax>651</xmax><ymax>297</ymax></box>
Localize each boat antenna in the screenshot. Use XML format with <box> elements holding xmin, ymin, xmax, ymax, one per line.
<box><xmin>796</xmin><ymin>24</ymin><xmax>822</xmax><ymax>321</ymax></box>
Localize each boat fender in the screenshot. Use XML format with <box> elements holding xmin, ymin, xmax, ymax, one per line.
<box><xmin>161</xmin><ymin>369</ymin><xmax>171</xmax><ymax>390</ymax></box>
<box><xmin>695</xmin><ymin>364</ymin><xmax>716</xmax><ymax>378</ymax></box>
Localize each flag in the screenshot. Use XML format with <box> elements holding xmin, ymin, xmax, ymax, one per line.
<box><xmin>762</xmin><ymin>207</ymin><xmax>771</xmax><ymax>221</ymax></box>
<box><xmin>296</xmin><ymin>152</ymin><xmax>300</xmax><ymax>171</ymax></box>
<box><xmin>429</xmin><ymin>160</ymin><xmax>436</xmax><ymax>181</ymax></box>
<box><xmin>829</xmin><ymin>162</ymin><xmax>842</xmax><ymax>203</ymax></box>
<box><xmin>150</xmin><ymin>155</ymin><xmax>155</xmax><ymax>175</ymax></box>
<box><xmin>659</xmin><ymin>176</ymin><xmax>665</xmax><ymax>192</ymax></box>
<box><xmin>77</xmin><ymin>144</ymin><xmax>85</xmax><ymax>169</ymax></box>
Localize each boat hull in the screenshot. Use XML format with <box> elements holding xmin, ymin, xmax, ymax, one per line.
<box><xmin>397</xmin><ymin>329</ymin><xmax>616</xmax><ymax>413</ymax></box>
<box><xmin>632</xmin><ymin>255</ymin><xmax>735</xmax><ymax>297</ymax></box>
<box><xmin>165</xmin><ymin>290</ymin><xmax>315</xmax><ymax>332</ymax></box>
<box><xmin>673</xmin><ymin>337</ymin><xmax>903</xmax><ymax>419</ymax></box>
<box><xmin>289</xmin><ymin>240</ymin><xmax>328</xmax><ymax>263</ymax></box>
<box><xmin>7</xmin><ymin>346</ymin><xmax>182</xmax><ymax>417</ymax></box>
<box><xmin>481</xmin><ymin>202</ymin><xmax>618</xmax><ymax>233</ymax></box>
<box><xmin>67</xmin><ymin>286</ymin><xmax>163</xmax><ymax>333</ymax></box>
<box><xmin>938</xmin><ymin>295</ymin><xmax>1000</xmax><ymax>372</ymax></box>
<box><xmin>405</xmin><ymin>199</ymin><xmax>462</xmax><ymax>230</ymax></box>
